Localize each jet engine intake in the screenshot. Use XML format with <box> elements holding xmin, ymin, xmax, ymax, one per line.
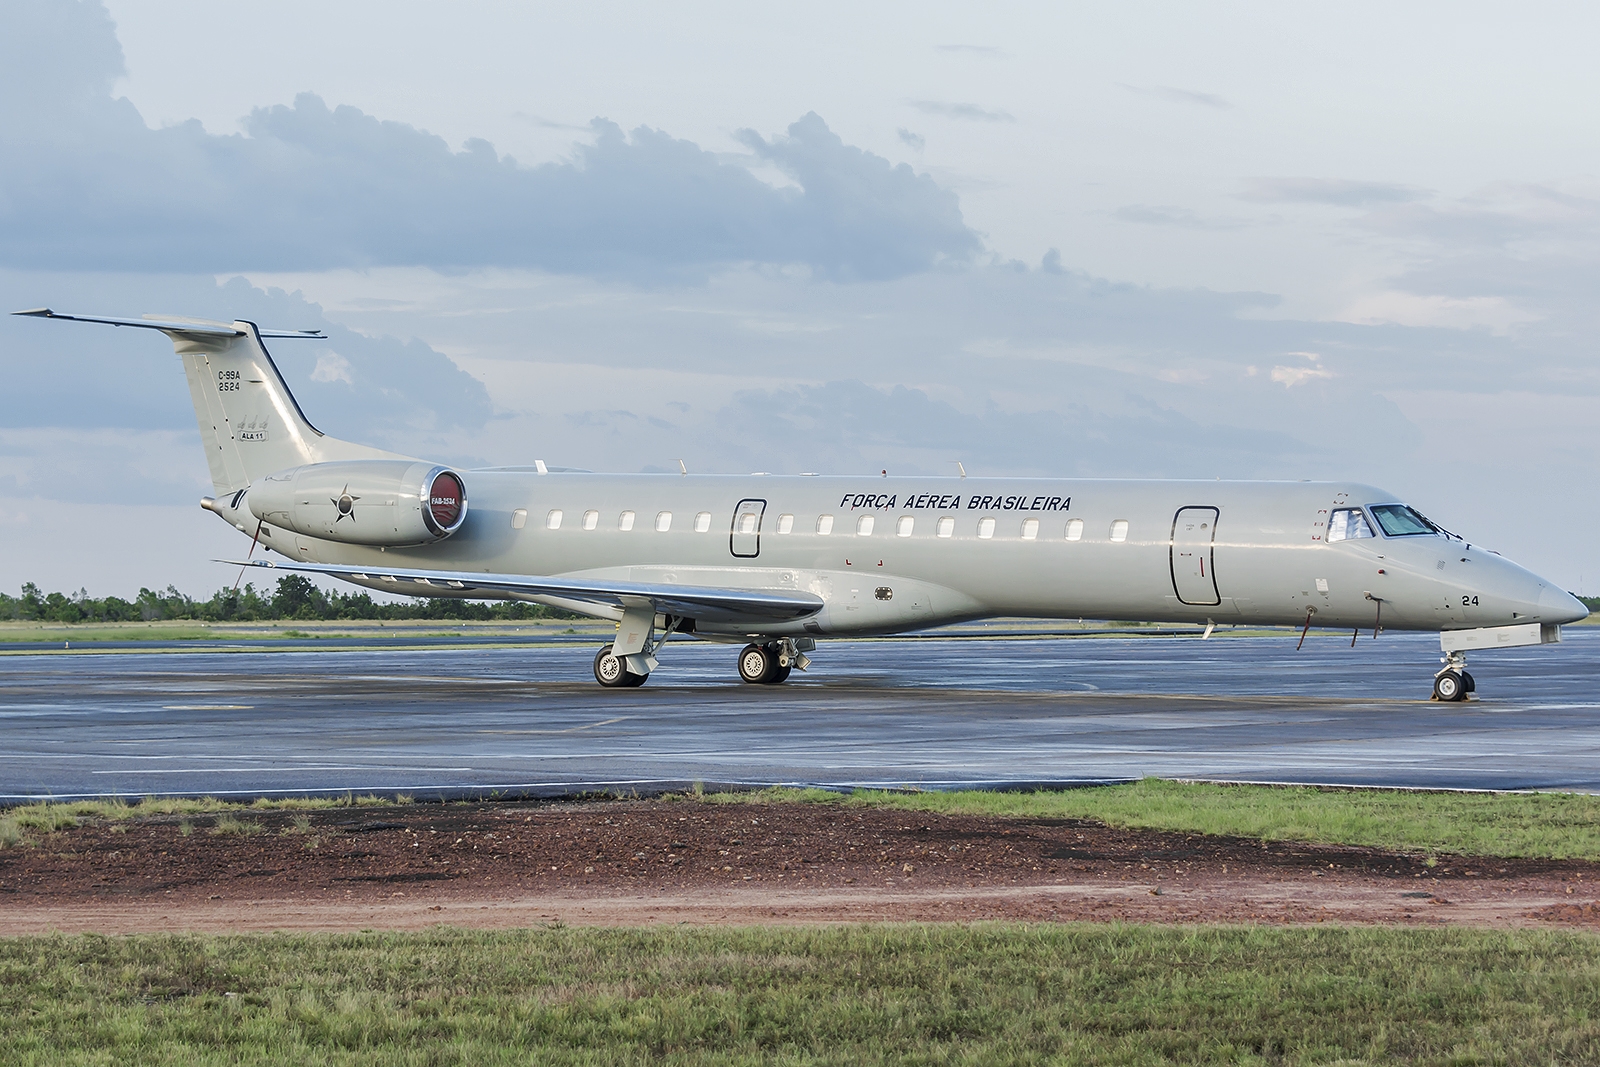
<box><xmin>246</xmin><ymin>460</ymin><xmax>467</xmax><ymax>546</ymax></box>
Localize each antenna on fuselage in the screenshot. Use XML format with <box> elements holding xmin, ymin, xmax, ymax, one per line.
<box><xmin>678</xmin><ymin>459</ymin><xmax>687</xmax><ymax>476</ymax></box>
<box><xmin>956</xmin><ymin>461</ymin><xmax>967</xmax><ymax>479</ymax></box>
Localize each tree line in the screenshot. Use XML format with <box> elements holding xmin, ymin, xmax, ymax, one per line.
<box><xmin>0</xmin><ymin>575</ymin><xmax>579</xmax><ymax>623</ymax></box>
<box><xmin>6</xmin><ymin>577</ymin><xmax>1595</xmax><ymax>626</ymax></box>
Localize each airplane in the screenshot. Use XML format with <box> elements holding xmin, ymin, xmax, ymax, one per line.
<box><xmin>16</xmin><ymin>307</ymin><xmax>1589</xmax><ymax>698</ymax></box>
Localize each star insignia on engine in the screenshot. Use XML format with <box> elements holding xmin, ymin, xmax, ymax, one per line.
<box><xmin>332</xmin><ymin>484</ymin><xmax>361</xmax><ymax>522</ymax></box>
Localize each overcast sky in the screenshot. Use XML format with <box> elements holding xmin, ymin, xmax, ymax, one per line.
<box><xmin>3</xmin><ymin>0</ymin><xmax>1598</xmax><ymax>597</ymax></box>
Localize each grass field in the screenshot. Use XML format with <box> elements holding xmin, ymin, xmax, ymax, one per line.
<box><xmin>2</xmin><ymin>924</ymin><xmax>1598</xmax><ymax>1065</ymax></box>
<box><xmin>708</xmin><ymin>779</ymin><xmax>1600</xmax><ymax>861</ymax></box>
<box><xmin>8</xmin><ymin>779</ymin><xmax>1600</xmax><ymax>861</ymax></box>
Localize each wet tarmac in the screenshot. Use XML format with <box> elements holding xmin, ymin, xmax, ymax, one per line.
<box><xmin>3</xmin><ymin>629</ymin><xmax>1599</xmax><ymax>800</ymax></box>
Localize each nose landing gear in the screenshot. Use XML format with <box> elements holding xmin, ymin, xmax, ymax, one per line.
<box><xmin>1433</xmin><ymin>651</ymin><xmax>1477</xmax><ymax>702</ymax></box>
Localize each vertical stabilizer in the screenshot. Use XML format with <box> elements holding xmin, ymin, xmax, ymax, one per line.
<box><xmin>14</xmin><ymin>309</ymin><xmax>410</xmax><ymax>495</ymax></box>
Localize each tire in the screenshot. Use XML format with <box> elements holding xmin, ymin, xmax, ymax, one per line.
<box><xmin>1434</xmin><ymin>670</ymin><xmax>1465</xmax><ymax>702</ymax></box>
<box><xmin>738</xmin><ymin>643</ymin><xmax>775</xmax><ymax>684</ymax></box>
<box><xmin>594</xmin><ymin>644</ymin><xmax>631</xmax><ymax>688</ymax></box>
<box><xmin>1462</xmin><ymin>671</ymin><xmax>1476</xmax><ymax>693</ymax></box>
<box><xmin>770</xmin><ymin>663</ymin><xmax>792</xmax><ymax>684</ymax></box>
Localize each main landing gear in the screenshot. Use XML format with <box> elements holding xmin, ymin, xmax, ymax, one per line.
<box><xmin>738</xmin><ymin>639</ymin><xmax>809</xmax><ymax>684</ymax></box>
<box><xmin>1432</xmin><ymin>650</ymin><xmax>1476</xmax><ymax>702</ymax></box>
<box><xmin>594</xmin><ymin>644</ymin><xmax>646</xmax><ymax>688</ymax></box>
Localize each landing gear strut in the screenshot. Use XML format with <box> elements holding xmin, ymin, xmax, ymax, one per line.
<box><xmin>593</xmin><ymin>613</ymin><xmax>684</xmax><ymax>688</ymax></box>
<box><xmin>738</xmin><ymin>639</ymin><xmax>809</xmax><ymax>684</ymax></box>
<box><xmin>1433</xmin><ymin>651</ymin><xmax>1476</xmax><ymax>702</ymax></box>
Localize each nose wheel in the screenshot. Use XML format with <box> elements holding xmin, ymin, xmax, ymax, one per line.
<box><xmin>1433</xmin><ymin>652</ymin><xmax>1476</xmax><ymax>702</ymax></box>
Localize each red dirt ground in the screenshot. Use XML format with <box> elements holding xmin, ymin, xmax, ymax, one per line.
<box><xmin>2</xmin><ymin>800</ymin><xmax>1597</xmax><ymax>933</ymax></box>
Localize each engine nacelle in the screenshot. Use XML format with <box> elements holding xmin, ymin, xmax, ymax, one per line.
<box><xmin>247</xmin><ymin>460</ymin><xmax>467</xmax><ymax>546</ymax></box>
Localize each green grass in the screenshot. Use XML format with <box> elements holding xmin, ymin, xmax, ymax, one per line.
<box><xmin>210</xmin><ymin>814</ymin><xmax>265</xmax><ymax>836</ymax></box>
<box><xmin>10</xmin><ymin>779</ymin><xmax>1600</xmax><ymax>861</ymax></box>
<box><xmin>709</xmin><ymin>779</ymin><xmax>1600</xmax><ymax>861</ymax></box>
<box><xmin>0</xmin><ymin>794</ymin><xmax>390</xmax><ymax>849</ymax></box>
<box><xmin>1</xmin><ymin>924</ymin><xmax>1599</xmax><ymax>1064</ymax></box>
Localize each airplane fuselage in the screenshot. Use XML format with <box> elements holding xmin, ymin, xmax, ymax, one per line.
<box><xmin>207</xmin><ymin>471</ymin><xmax>1577</xmax><ymax>639</ymax></box>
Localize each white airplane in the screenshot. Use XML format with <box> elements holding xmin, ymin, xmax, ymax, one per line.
<box><xmin>17</xmin><ymin>308</ymin><xmax>1588</xmax><ymax>697</ymax></box>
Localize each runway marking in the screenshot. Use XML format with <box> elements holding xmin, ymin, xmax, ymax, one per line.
<box><xmin>478</xmin><ymin>716</ymin><xmax>631</xmax><ymax>736</ymax></box>
<box><xmin>162</xmin><ymin>705</ymin><xmax>255</xmax><ymax>710</ymax></box>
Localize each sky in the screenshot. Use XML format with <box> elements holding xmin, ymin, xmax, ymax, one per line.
<box><xmin>2</xmin><ymin>0</ymin><xmax>1597</xmax><ymax>597</ymax></box>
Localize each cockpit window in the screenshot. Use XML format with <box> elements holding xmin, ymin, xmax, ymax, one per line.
<box><xmin>1369</xmin><ymin>503</ymin><xmax>1438</xmax><ymax>537</ymax></box>
<box><xmin>1326</xmin><ymin>508</ymin><xmax>1374</xmax><ymax>542</ymax></box>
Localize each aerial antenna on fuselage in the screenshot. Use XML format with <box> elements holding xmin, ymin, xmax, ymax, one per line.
<box><xmin>534</xmin><ymin>459</ymin><xmax>548</xmax><ymax>475</ymax></box>
<box><xmin>678</xmin><ymin>459</ymin><xmax>687</xmax><ymax>476</ymax></box>
<box><xmin>956</xmin><ymin>461</ymin><xmax>967</xmax><ymax>479</ymax></box>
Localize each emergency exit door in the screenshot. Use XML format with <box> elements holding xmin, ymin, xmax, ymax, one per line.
<box><xmin>1170</xmin><ymin>506</ymin><xmax>1220</xmax><ymax>606</ymax></box>
<box><xmin>730</xmin><ymin>498</ymin><xmax>766</xmax><ymax>558</ymax></box>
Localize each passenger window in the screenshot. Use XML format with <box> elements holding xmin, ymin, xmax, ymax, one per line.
<box><xmin>1020</xmin><ymin>518</ymin><xmax>1039</xmax><ymax>540</ymax></box>
<box><xmin>1368</xmin><ymin>503</ymin><xmax>1436</xmax><ymax>537</ymax></box>
<box><xmin>937</xmin><ymin>516</ymin><xmax>955</xmax><ymax>538</ymax></box>
<box><xmin>694</xmin><ymin>511</ymin><xmax>711</xmax><ymax>533</ymax></box>
<box><xmin>896</xmin><ymin>516</ymin><xmax>914</xmax><ymax>537</ymax></box>
<box><xmin>619</xmin><ymin>510</ymin><xmax>635</xmax><ymax>531</ymax></box>
<box><xmin>977</xmin><ymin>517</ymin><xmax>996</xmax><ymax>539</ymax></box>
<box><xmin>1065</xmin><ymin>518</ymin><xmax>1083</xmax><ymax>541</ymax></box>
<box><xmin>738</xmin><ymin>511</ymin><xmax>758</xmax><ymax>534</ymax></box>
<box><xmin>546</xmin><ymin>509</ymin><xmax>562</xmax><ymax>530</ymax></box>
<box><xmin>582</xmin><ymin>510</ymin><xmax>598</xmax><ymax>531</ymax></box>
<box><xmin>1110</xmin><ymin>519</ymin><xmax>1129</xmax><ymax>542</ymax></box>
<box><xmin>817</xmin><ymin>514</ymin><xmax>834</xmax><ymax>535</ymax></box>
<box><xmin>511</xmin><ymin>509</ymin><xmax>527</xmax><ymax>530</ymax></box>
<box><xmin>1327</xmin><ymin>508</ymin><xmax>1376</xmax><ymax>541</ymax></box>
<box><xmin>856</xmin><ymin>515</ymin><xmax>875</xmax><ymax>536</ymax></box>
<box><xmin>777</xmin><ymin>513</ymin><xmax>794</xmax><ymax>534</ymax></box>
<box><xmin>655</xmin><ymin>511</ymin><xmax>672</xmax><ymax>532</ymax></box>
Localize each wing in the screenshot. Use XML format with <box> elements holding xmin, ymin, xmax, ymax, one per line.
<box><xmin>222</xmin><ymin>558</ymin><xmax>824</xmax><ymax>624</ymax></box>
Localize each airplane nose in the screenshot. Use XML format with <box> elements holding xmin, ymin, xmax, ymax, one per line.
<box><xmin>1539</xmin><ymin>584</ymin><xmax>1589</xmax><ymax>625</ymax></box>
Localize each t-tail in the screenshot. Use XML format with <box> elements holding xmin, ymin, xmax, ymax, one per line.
<box><xmin>13</xmin><ymin>309</ymin><xmax>408</xmax><ymax>494</ymax></box>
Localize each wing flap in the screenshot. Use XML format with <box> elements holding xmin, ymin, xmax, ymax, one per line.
<box><xmin>222</xmin><ymin>558</ymin><xmax>823</xmax><ymax>623</ymax></box>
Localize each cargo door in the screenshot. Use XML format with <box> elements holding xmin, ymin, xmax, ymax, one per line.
<box><xmin>1170</xmin><ymin>506</ymin><xmax>1220</xmax><ymax>606</ymax></box>
<box><xmin>730</xmin><ymin>498</ymin><xmax>766</xmax><ymax>558</ymax></box>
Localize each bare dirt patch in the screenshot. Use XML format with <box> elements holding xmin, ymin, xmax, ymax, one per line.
<box><xmin>3</xmin><ymin>800</ymin><xmax>1598</xmax><ymax>933</ymax></box>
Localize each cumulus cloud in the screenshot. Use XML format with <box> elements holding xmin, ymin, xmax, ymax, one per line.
<box><xmin>0</xmin><ymin>1</ymin><xmax>980</xmax><ymax>280</ymax></box>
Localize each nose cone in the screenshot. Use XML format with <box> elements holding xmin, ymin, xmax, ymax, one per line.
<box><xmin>1539</xmin><ymin>584</ymin><xmax>1590</xmax><ymax>625</ymax></box>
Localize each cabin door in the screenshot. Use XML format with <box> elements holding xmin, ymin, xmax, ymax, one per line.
<box><xmin>730</xmin><ymin>498</ymin><xmax>766</xmax><ymax>558</ymax></box>
<box><xmin>1170</xmin><ymin>506</ymin><xmax>1221</xmax><ymax>606</ymax></box>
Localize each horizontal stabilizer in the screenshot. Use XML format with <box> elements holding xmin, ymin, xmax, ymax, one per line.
<box><xmin>221</xmin><ymin>558</ymin><xmax>825</xmax><ymax>624</ymax></box>
<box><xmin>12</xmin><ymin>308</ymin><xmax>324</xmax><ymax>339</ymax></box>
